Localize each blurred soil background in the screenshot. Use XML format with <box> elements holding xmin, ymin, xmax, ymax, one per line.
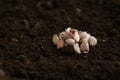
<box><xmin>0</xmin><ymin>0</ymin><xmax>120</xmax><ymax>80</ymax></box>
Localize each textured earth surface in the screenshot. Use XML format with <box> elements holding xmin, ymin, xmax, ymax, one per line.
<box><xmin>0</xmin><ymin>0</ymin><xmax>120</xmax><ymax>80</ymax></box>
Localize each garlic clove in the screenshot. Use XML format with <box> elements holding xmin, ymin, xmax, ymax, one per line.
<box><xmin>80</xmin><ymin>41</ymin><xmax>89</xmax><ymax>53</ymax></box>
<box><xmin>59</xmin><ymin>31</ymin><xmax>66</xmax><ymax>37</ymax></box>
<box><xmin>73</xmin><ymin>31</ymin><xmax>80</xmax><ymax>42</ymax></box>
<box><xmin>79</xmin><ymin>31</ymin><xmax>88</xmax><ymax>40</ymax></box>
<box><xmin>88</xmin><ymin>36</ymin><xmax>97</xmax><ymax>46</ymax></box>
<box><xmin>57</xmin><ymin>39</ymin><xmax>64</xmax><ymax>49</ymax></box>
<box><xmin>65</xmin><ymin>27</ymin><xmax>71</xmax><ymax>33</ymax></box>
<box><xmin>52</xmin><ymin>34</ymin><xmax>59</xmax><ymax>45</ymax></box>
<box><xmin>70</xmin><ymin>29</ymin><xmax>78</xmax><ymax>34</ymax></box>
<box><xmin>59</xmin><ymin>32</ymin><xmax>73</xmax><ymax>40</ymax></box>
<box><xmin>59</xmin><ymin>31</ymin><xmax>67</xmax><ymax>40</ymax></box>
<box><xmin>73</xmin><ymin>43</ymin><xmax>81</xmax><ymax>54</ymax></box>
<box><xmin>66</xmin><ymin>32</ymin><xmax>74</xmax><ymax>39</ymax></box>
<box><xmin>65</xmin><ymin>39</ymin><xmax>75</xmax><ymax>46</ymax></box>
<box><xmin>81</xmin><ymin>34</ymin><xmax>91</xmax><ymax>42</ymax></box>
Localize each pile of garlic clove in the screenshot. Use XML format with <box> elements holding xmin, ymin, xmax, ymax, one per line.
<box><xmin>52</xmin><ymin>27</ymin><xmax>97</xmax><ymax>54</ymax></box>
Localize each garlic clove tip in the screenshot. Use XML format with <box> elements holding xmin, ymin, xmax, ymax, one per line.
<box><xmin>73</xmin><ymin>43</ymin><xmax>81</xmax><ymax>54</ymax></box>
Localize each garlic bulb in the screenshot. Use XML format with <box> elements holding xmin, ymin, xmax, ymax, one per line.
<box><xmin>73</xmin><ymin>43</ymin><xmax>81</xmax><ymax>54</ymax></box>
<box><xmin>65</xmin><ymin>39</ymin><xmax>75</xmax><ymax>46</ymax></box>
<box><xmin>89</xmin><ymin>36</ymin><xmax>97</xmax><ymax>46</ymax></box>
<box><xmin>52</xmin><ymin>34</ymin><xmax>59</xmax><ymax>45</ymax></box>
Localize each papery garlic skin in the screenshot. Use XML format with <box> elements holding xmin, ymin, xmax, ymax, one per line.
<box><xmin>80</xmin><ymin>41</ymin><xmax>89</xmax><ymax>53</ymax></box>
<box><xmin>52</xmin><ymin>34</ymin><xmax>59</xmax><ymax>45</ymax></box>
<box><xmin>65</xmin><ymin>39</ymin><xmax>75</xmax><ymax>46</ymax></box>
<box><xmin>89</xmin><ymin>36</ymin><xmax>97</xmax><ymax>46</ymax></box>
<box><xmin>73</xmin><ymin>43</ymin><xmax>81</xmax><ymax>54</ymax></box>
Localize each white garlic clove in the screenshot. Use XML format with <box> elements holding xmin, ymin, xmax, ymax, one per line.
<box><xmin>86</xmin><ymin>34</ymin><xmax>91</xmax><ymax>39</ymax></box>
<box><xmin>73</xmin><ymin>43</ymin><xmax>81</xmax><ymax>54</ymax></box>
<box><xmin>65</xmin><ymin>39</ymin><xmax>75</xmax><ymax>46</ymax></box>
<box><xmin>88</xmin><ymin>36</ymin><xmax>97</xmax><ymax>46</ymax></box>
<box><xmin>52</xmin><ymin>34</ymin><xmax>59</xmax><ymax>45</ymax></box>
<box><xmin>65</xmin><ymin>27</ymin><xmax>71</xmax><ymax>33</ymax></box>
<box><xmin>79</xmin><ymin>31</ymin><xmax>88</xmax><ymax>40</ymax></box>
<box><xmin>57</xmin><ymin>39</ymin><xmax>64</xmax><ymax>49</ymax></box>
<box><xmin>81</xmin><ymin>34</ymin><xmax>91</xmax><ymax>42</ymax></box>
<box><xmin>80</xmin><ymin>42</ymin><xmax>89</xmax><ymax>53</ymax></box>
<box><xmin>73</xmin><ymin>31</ymin><xmax>80</xmax><ymax>42</ymax></box>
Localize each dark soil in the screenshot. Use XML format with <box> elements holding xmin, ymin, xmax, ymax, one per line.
<box><xmin>0</xmin><ymin>0</ymin><xmax>120</xmax><ymax>80</ymax></box>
